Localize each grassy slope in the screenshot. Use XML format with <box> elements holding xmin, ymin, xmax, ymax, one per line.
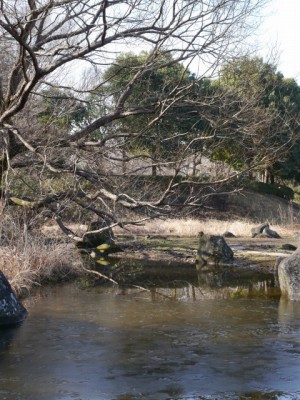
<box><xmin>225</xmin><ymin>190</ymin><xmax>300</xmax><ymax>225</ymax></box>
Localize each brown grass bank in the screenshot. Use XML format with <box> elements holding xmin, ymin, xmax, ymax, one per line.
<box><xmin>0</xmin><ymin>214</ymin><xmax>83</xmax><ymax>296</ymax></box>
<box><xmin>1</xmin><ymin>212</ymin><xmax>299</xmax><ymax>296</ymax></box>
<box><xmin>114</xmin><ymin>217</ymin><xmax>296</xmax><ymax>238</ymax></box>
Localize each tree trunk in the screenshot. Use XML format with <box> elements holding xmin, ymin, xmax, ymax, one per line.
<box><xmin>266</xmin><ymin>167</ymin><xmax>275</xmax><ymax>184</ymax></box>
<box><xmin>151</xmin><ymin>163</ymin><xmax>157</xmax><ymax>176</ymax></box>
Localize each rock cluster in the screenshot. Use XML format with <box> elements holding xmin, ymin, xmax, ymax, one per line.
<box><xmin>251</xmin><ymin>222</ymin><xmax>280</xmax><ymax>238</ymax></box>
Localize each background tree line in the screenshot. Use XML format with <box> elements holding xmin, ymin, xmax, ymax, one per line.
<box><xmin>2</xmin><ymin>0</ymin><xmax>297</xmax><ymax>237</ymax></box>
<box><xmin>35</xmin><ymin>53</ymin><xmax>300</xmax><ymax>183</ymax></box>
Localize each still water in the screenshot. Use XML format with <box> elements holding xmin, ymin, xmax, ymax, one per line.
<box><xmin>1</xmin><ymin>267</ymin><xmax>300</xmax><ymax>400</ymax></box>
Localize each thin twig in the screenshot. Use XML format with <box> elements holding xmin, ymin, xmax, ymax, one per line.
<box><xmin>81</xmin><ymin>265</ymin><xmax>118</xmax><ymax>285</ymax></box>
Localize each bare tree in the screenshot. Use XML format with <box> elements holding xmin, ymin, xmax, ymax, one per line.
<box><xmin>0</xmin><ymin>0</ymin><xmax>270</xmax><ymax>235</ymax></box>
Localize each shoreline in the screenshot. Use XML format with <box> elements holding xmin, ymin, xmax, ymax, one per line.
<box><xmin>1</xmin><ymin>223</ymin><xmax>298</xmax><ymax>297</ymax></box>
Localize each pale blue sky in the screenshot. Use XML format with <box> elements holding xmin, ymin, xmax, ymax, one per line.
<box><xmin>259</xmin><ymin>0</ymin><xmax>300</xmax><ymax>82</ymax></box>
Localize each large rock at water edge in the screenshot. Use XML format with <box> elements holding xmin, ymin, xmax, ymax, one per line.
<box><xmin>0</xmin><ymin>272</ymin><xmax>28</xmax><ymax>326</ymax></box>
<box><xmin>278</xmin><ymin>248</ymin><xmax>300</xmax><ymax>300</ymax></box>
<box><xmin>196</xmin><ymin>232</ymin><xmax>233</xmax><ymax>269</ymax></box>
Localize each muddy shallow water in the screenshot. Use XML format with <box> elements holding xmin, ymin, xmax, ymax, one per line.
<box><xmin>1</xmin><ymin>265</ymin><xmax>300</xmax><ymax>400</ymax></box>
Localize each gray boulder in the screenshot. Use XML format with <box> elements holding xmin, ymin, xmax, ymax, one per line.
<box><xmin>262</xmin><ymin>226</ymin><xmax>281</xmax><ymax>239</ymax></box>
<box><xmin>196</xmin><ymin>232</ymin><xmax>233</xmax><ymax>269</ymax></box>
<box><xmin>278</xmin><ymin>248</ymin><xmax>300</xmax><ymax>300</ymax></box>
<box><xmin>251</xmin><ymin>222</ymin><xmax>269</xmax><ymax>238</ymax></box>
<box><xmin>0</xmin><ymin>272</ymin><xmax>28</xmax><ymax>326</ymax></box>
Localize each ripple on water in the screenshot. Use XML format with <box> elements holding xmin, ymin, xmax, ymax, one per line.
<box><xmin>1</xmin><ymin>284</ymin><xmax>300</xmax><ymax>399</ymax></box>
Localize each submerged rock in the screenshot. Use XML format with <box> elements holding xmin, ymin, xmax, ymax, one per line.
<box><xmin>278</xmin><ymin>248</ymin><xmax>300</xmax><ymax>300</ymax></box>
<box><xmin>196</xmin><ymin>232</ymin><xmax>233</xmax><ymax>269</ymax></box>
<box><xmin>0</xmin><ymin>272</ymin><xmax>28</xmax><ymax>326</ymax></box>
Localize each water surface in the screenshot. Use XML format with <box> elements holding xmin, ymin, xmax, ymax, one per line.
<box><xmin>0</xmin><ymin>267</ymin><xmax>300</xmax><ymax>400</ymax></box>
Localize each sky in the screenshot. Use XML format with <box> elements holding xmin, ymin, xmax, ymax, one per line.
<box><xmin>70</xmin><ymin>0</ymin><xmax>300</xmax><ymax>86</ymax></box>
<box><xmin>259</xmin><ymin>0</ymin><xmax>300</xmax><ymax>82</ymax></box>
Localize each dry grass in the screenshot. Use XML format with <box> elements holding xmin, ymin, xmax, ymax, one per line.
<box><xmin>1</xmin><ymin>211</ymin><xmax>297</xmax><ymax>296</ymax></box>
<box><xmin>0</xmin><ymin>243</ymin><xmax>82</xmax><ymax>296</ymax></box>
<box><xmin>0</xmin><ymin>214</ymin><xmax>83</xmax><ymax>296</ymax></box>
<box><xmin>116</xmin><ymin>217</ymin><xmax>297</xmax><ymax>237</ymax></box>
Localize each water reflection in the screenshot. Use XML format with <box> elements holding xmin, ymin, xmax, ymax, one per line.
<box><xmin>0</xmin><ymin>263</ymin><xmax>300</xmax><ymax>399</ymax></box>
<box><xmin>0</xmin><ymin>326</ymin><xmax>19</xmax><ymax>351</ymax></box>
<box><xmin>89</xmin><ymin>257</ymin><xmax>280</xmax><ymax>300</ymax></box>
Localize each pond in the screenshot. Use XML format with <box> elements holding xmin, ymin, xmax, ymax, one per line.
<box><xmin>1</xmin><ymin>263</ymin><xmax>300</xmax><ymax>400</ymax></box>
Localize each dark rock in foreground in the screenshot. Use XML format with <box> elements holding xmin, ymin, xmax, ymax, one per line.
<box><xmin>0</xmin><ymin>272</ymin><xmax>28</xmax><ymax>326</ymax></box>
